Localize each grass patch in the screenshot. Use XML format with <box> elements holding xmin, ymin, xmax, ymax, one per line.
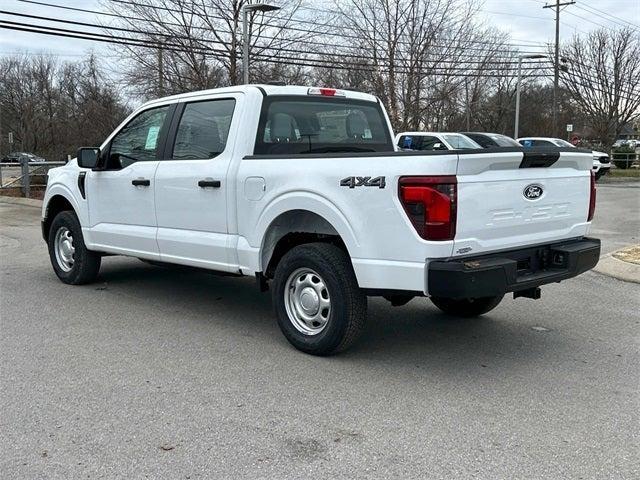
<box><xmin>609</xmin><ymin>168</ymin><xmax>640</xmax><ymax>178</ymax></box>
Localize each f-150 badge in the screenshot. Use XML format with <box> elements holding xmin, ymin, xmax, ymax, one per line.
<box><xmin>340</xmin><ymin>176</ymin><xmax>386</xmax><ymax>189</ymax></box>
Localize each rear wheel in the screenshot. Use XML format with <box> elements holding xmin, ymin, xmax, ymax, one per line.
<box><xmin>48</xmin><ymin>211</ymin><xmax>101</xmax><ymax>285</ymax></box>
<box><xmin>430</xmin><ymin>295</ymin><xmax>503</xmax><ymax>317</ymax></box>
<box><xmin>272</xmin><ymin>243</ymin><xmax>366</xmax><ymax>355</ymax></box>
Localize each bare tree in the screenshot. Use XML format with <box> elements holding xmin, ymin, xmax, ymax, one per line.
<box><xmin>323</xmin><ymin>0</ymin><xmax>521</xmax><ymax>131</ymax></box>
<box><xmin>103</xmin><ymin>0</ymin><xmax>314</xmax><ymax>99</ymax></box>
<box><xmin>559</xmin><ymin>27</ymin><xmax>640</xmax><ymax>148</ymax></box>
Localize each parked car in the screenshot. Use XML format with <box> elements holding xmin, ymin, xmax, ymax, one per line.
<box><xmin>517</xmin><ymin>137</ymin><xmax>611</xmax><ymax>180</ymax></box>
<box><xmin>41</xmin><ymin>85</ymin><xmax>600</xmax><ymax>355</ymax></box>
<box><xmin>395</xmin><ymin>132</ymin><xmax>481</xmax><ymax>151</ymax></box>
<box><xmin>460</xmin><ymin>132</ymin><xmax>521</xmax><ymax>148</ymax></box>
<box><xmin>1</xmin><ymin>152</ymin><xmax>45</xmax><ymax>163</ymax></box>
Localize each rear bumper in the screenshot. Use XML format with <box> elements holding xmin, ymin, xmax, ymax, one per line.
<box><xmin>428</xmin><ymin>237</ymin><xmax>600</xmax><ymax>299</ymax></box>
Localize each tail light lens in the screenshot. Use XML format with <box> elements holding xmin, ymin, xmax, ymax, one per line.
<box><xmin>588</xmin><ymin>170</ymin><xmax>596</xmax><ymax>221</ymax></box>
<box><xmin>399</xmin><ymin>176</ymin><xmax>457</xmax><ymax>241</ymax></box>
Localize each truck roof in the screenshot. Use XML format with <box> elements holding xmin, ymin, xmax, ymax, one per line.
<box><xmin>141</xmin><ymin>84</ymin><xmax>379</xmax><ymax>109</ymax></box>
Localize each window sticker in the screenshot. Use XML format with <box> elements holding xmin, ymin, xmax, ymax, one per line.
<box><xmin>145</xmin><ymin>126</ymin><xmax>160</xmax><ymax>149</ymax></box>
<box><xmin>364</xmin><ymin>128</ymin><xmax>372</xmax><ymax>139</ymax></box>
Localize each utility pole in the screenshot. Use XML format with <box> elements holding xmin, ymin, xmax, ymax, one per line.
<box><xmin>543</xmin><ymin>0</ymin><xmax>575</xmax><ymax>137</ymax></box>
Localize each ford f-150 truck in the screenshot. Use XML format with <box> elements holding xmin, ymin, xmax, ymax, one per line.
<box><xmin>42</xmin><ymin>85</ymin><xmax>600</xmax><ymax>355</ymax></box>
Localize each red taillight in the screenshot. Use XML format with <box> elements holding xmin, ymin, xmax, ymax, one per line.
<box><xmin>399</xmin><ymin>176</ymin><xmax>457</xmax><ymax>241</ymax></box>
<box><xmin>588</xmin><ymin>170</ymin><xmax>596</xmax><ymax>221</ymax></box>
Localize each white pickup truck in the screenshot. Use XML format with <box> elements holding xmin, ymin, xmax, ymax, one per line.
<box><xmin>42</xmin><ymin>85</ymin><xmax>600</xmax><ymax>355</ymax></box>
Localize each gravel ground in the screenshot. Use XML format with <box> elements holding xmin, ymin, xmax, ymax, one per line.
<box><xmin>1</xmin><ymin>184</ymin><xmax>638</xmax><ymax>479</ymax></box>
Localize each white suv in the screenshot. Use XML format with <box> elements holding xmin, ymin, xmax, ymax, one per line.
<box><xmin>517</xmin><ymin>137</ymin><xmax>611</xmax><ymax>180</ymax></box>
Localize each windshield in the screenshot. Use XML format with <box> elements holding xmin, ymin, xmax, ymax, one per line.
<box><xmin>442</xmin><ymin>134</ymin><xmax>481</xmax><ymax>149</ymax></box>
<box><xmin>490</xmin><ymin>134</ymin><xmax>521</xmax><ymax>147</ymax></box>
<box><xmin>551</xmin><ymin>138</ymin><xmax>575</xmax><ymax>148</ymax></box>
<box><xmin>254</xmin><ymin>96</ymin><xmax>393</xmax><ymax>155</ymax></box>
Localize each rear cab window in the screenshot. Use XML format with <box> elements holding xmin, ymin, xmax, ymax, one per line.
<box><xmin>254</xmin><ymin>96</ymin><xmax>393</xmax><ymax>155</ymax></box>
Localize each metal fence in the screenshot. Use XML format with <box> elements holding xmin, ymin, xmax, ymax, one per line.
<box><xmin>0</xmin><ymin>159</ymin><xmax>67</xmax><ymax>197</ymax></box>
<box><xmin>610</xmin><ymin>152</ymin><xmax>639</xmax><ymax>170</ymax></box>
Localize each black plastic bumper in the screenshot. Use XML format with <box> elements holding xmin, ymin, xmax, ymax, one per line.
<box><xmin>428</xmin><ymin>237</ymin><xmax>601</xmax><ymax>299</ymax></box>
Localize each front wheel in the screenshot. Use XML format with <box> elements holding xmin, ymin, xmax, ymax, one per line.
<box><xmin>272</xmin><ymin>243</ymin><xmax>367</xmax><ymax>356</ymax></box>
<box><xmin>48</xmin><ymin>210</ymin><xmax>101</xmax><ymax>285</ymax></box>
<box><xmin>430</xmin><ymin>295</ymin><xmax>503</xmax><ymax>317</ymax></box>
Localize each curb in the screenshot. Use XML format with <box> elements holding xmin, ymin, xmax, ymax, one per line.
<box><xmin>594</xmin><ymin>253</ymin><xmax>640</xmax><ymax>284</ymax></box>
<box><xmin>0</xmin><ymin>196</ymin><xmax>43</xmax><ymax>208</ymax></box>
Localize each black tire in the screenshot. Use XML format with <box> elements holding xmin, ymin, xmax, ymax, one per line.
<box><xmin>48</xmin><ymin>210</ymin><xmax>101</xmax><ymax>285</ymax></box>
<box><xmin>430</xmin><ymin>295</ymin><xmax>503</xmax><ymax>317</ymax></box>
<box><xmin>271</xmin><ymin>243</ymin><xmax>367</xmax><ymax>356</ymax></box>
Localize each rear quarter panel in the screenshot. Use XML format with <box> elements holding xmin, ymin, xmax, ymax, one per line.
<box><xmin>236</xmin><ymin>152</ymin><xmax>458</xmax><ymax>290</ymax></box>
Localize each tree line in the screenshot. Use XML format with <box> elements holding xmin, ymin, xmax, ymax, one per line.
<box><xmin>0</xmin><ymin>54</ymin><xmax>128</xmax><ymax>161</ymax></box>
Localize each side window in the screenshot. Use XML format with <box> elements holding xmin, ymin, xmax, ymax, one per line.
<box><xmin>532</xmin><ymin>139</ymin><xmax>553</xmax><ymax>147</ymax></box>
<box><xmin>109</xmin><ymin>106</ymin><xmax>170</xmax><ymax>169</ymax></box>
<box><xmin>171</xmin><ymin>99</ymin><xmax>236</xmax><ymax>160</ymax></box>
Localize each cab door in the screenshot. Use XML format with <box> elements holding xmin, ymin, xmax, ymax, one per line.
<box><xmin>154</xmin><ymin>95</ymin><xmax>241</xmax><ymax>271</ymax></box>
<box><xmin>85</xmin><ymin>105</ymin><xmax>173</xmax><ymax>259</ymax></box>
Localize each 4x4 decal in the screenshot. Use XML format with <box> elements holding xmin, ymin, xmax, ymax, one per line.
<box><xmin>340</xmin><ymin>176</ymin><xmax>386</xmax><ymax>189</ymax></box>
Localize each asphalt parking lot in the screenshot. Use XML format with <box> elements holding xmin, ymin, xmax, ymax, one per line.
<box><xmin>1</xmin><ymin>184</ymin><xmax>639</xmax><ymax>479</ymax></box>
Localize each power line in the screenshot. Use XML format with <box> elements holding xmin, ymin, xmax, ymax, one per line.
<box><xmin>110</xmin><ymin>0</ymin><xmax>548</xmax><ymax>49</ymax></box>
<box><xmin>0</xmin><ymin>20</ymin><xmax>553</xmax><ymax>79</ymax></box>
<box><xmin>572</xmin><ymin>3</ymin><xmax>639</xmax><ymax>30</ymax></box>
<box><xmin>0</xmin><ymin>9</ymin><xmax>552</xmax><ymax>69</ymax></box>
<box><xmin>15</xmin><ymin>0</ymin><xmax>547</xmax><ymax>57</ymax></box>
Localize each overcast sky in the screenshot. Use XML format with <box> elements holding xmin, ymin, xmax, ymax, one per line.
<box><xmin>1</xmin><ymin>0</ymin><xmax>638</xmax><ymax>62</ymax></box>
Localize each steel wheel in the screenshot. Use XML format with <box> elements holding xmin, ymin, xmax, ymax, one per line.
<box><xmin>54</xmin><ymin>226</ymin><xmax>75</xmax><ymax>272</ymax></box>
<box><xmin>284</xmin><ymin>267</ymin><xmax>331</xmax><ymax>335</ymax></box>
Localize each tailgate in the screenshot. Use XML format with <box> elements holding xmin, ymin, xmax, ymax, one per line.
<box><xmin>453</xmin><ymin>148</ymin><xmax>593</xmax><ymax>257</ymax></box>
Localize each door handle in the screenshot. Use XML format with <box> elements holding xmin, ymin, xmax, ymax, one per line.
<box><xmin>198</xmin><ymin>179</ymin><xmax>221</xmax><ymax>188</ymax></box>
<box><xmin>132</xmin><ymin>179</ymin><xmax>150</xmax><ymax>186</ymax></box>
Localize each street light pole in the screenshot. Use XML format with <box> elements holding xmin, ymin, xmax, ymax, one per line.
<box><xmin>514</xmin><ymin>54</ymin><xmax>546</xmax><ymax>139</ymax></box>
<box><xmin>242</xmin><ymin>6</ymin><xmax>249</xmax><ymax>85</ymax></box>
<box><xmin>242</xmin><ymin>3</ymin><xmax>281</xmax><ymax>85</ymax></box>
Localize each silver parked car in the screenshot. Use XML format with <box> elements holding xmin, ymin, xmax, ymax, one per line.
<box><xmin>1</xmin><ymin>152</ymin><xmax>46</xmax><ymax>163</ymax></box>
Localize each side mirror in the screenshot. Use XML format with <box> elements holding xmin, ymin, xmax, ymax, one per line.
<box><xmin>77</xmin><ymin>147</ymin><xmax>100</xmax><ymax>169</ymax></box>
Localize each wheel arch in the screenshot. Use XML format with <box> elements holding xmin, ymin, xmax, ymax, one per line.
<box><xmin>42</xmin><ymin>190</ymin><xmax>79</xmax><ymax>241</ymax></box>
<box><xmin>259</xmin><ymin>207</ymin><xmax>357</xmax><ymax>278</ymax></box>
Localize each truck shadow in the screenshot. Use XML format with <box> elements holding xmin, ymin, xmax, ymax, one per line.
<box><xmin>95</xmin><ymin>257</ymin><xmax>560</xmax><ymax>371</ymax></box>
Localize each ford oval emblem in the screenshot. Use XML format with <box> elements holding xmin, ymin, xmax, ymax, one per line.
<box><xmin>523</xmin><ymin>184</ymin><xmax>544</xmax><ymax>200</ymax></box>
